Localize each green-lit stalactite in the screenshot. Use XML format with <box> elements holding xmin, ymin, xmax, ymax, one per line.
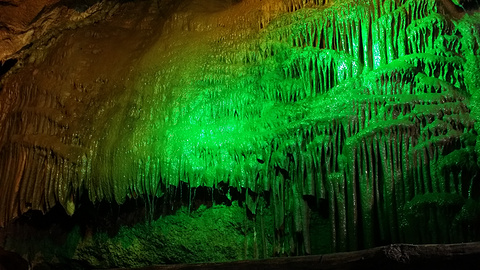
<box><xmin>101</xmin><ymin>0</ymin><xmax>480</xmax><ymax>253</ymax></box>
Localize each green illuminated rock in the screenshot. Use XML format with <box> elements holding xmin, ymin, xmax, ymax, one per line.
<box><xmin>105</xmin><ymin>0</ymin><xmax>479</xmax><ymax>253</ymax></box>
<box><xmin>0</xmin><ymin>0</ymin><xmax>479</xmax><ymax>267</ymax></box>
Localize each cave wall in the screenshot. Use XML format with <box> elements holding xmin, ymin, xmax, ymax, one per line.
<box><xmin>1</xmin><ymin>0</ymin><xmax>480</xmax><ymax>268</ymax></box>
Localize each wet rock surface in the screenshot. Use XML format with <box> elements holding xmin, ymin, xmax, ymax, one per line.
<box><xmin>0</xmin><ymin>0</ymin><xmax>480</xmax><ymax>268</ymax></box>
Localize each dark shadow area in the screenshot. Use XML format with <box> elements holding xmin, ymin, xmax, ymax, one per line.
<box><xmin>463</xmin><ymin>0</ymin><xmax>480</xmax><ymax>10</ymax></box>
<box><xmin>60</xmin><ymin>0</ymin><xmax>139</xmax><ymax>12</ymax></box>
<box><xmin>61</xmin><ymin>0</ymin><xmax>101</xmax><ymax>12</ymax></box>
<box><xmin>0</xmin><ymin>248</ymin><xmax>29</xmax><ymax>270</ymax></box>
<box><xmin>0</xmin><ymin>58</ymin><xmax>17</xmax><ymax>78</ymax></box>
<box><xmin>125</xmin><ymin>242</ymin><xmax>480</xmax><ymax>270</ymax></box>
<box><xmin>7</xmin><ymin>181</ymin><xmax>274</xmax><ymax>241</ymax></box>
<box><xmin>0</xmin><ymin>1</ymin><xmax>17</xmax><ymax>7</ymax></box>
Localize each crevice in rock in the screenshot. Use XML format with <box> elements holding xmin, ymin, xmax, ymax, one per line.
<box><xmin>0</xmin><ymin>58</ymin><xmax>17</xmax><ymax>79</ymax></box>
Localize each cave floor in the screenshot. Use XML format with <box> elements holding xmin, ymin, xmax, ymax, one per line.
<box><xmin>111</xmin><ymin>242</ymin><xmax>480</xmax><ymax>270</ymax></box>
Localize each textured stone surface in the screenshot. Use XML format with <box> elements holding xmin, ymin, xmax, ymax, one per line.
<box><xmin>0</xmin><ymin>0</ymin><xmax>480</xmax><ymax>269</ymax></box>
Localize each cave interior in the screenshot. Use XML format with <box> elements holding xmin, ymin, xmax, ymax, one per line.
<box><xmin>0</xmin><ymin>0</ymin><xmax>480</xmax><ymax>269</ymax></box>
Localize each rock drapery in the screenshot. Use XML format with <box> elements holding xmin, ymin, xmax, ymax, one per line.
<box><xmin>0</xmin><ymin>0</ymin><xmax>480</xmax><ymax>267</ymax></box>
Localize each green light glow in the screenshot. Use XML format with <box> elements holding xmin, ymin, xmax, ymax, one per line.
<box><xmin>85</xmin><ymin>0</ymin><xmax>480</xmax><ymax>252</ymax></box>
<box><xmin>1</xmin><ymin>0</ymin><xmax>480</xmax><ymax>261</ymax></box>
<box><xmin>68</xmin><ymin>0</ymin><xmax>478</xmax><ymax>254</ymax></box>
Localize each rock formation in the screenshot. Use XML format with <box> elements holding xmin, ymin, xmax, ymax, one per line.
<box><xmin>0</xmin><ymin>0</ymin><xmax>479</xmax><ymax>268</ymax></box>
